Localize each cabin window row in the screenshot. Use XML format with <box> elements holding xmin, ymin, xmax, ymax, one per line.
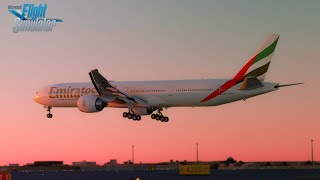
<box><xmin>176</xmin><ymin>89</ymin><xmax>214</xmax><ymax>92</ymax></box>
<box><xmin>131</xmin><ymin>90</ymin><xmax>166</xmax><ymax>93</ymax></box>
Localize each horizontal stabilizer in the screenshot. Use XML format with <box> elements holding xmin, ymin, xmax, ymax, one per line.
<box><xmin>275</xmin><ymin>83</ymin><xmax>303</xmax><ymax>88</ymax></box>
<box><xmin>239</xmin><ymin>77</ymin><xmax>264</xmax><ymax>90</ymax></box>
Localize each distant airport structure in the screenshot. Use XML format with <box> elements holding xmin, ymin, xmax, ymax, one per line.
<box><xmin>1</xmin><ymin>158</ymin><xmax>319</xmax><ymax>172</ymax></box>
<box><xmin>72</xmin><ymin>161</ymin><xmax>97</xmax><ymax>167</ymax></box>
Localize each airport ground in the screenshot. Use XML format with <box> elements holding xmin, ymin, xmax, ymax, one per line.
<box><xmin>7</xmin><ymin>169</ymin><xmax>320</xmax><ymax>180</ymax></box>
<box><xmin>2</xmin><ymin>160</ymin><xmax>320</xmax><ymax>179</ymax></box>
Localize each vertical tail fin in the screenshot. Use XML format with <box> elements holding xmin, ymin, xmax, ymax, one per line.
<box><xmin>200</xmin><ymin>34</ymin><xmax>280</xmax><ymax>103</ymax></box>
<box><xmin>241</xmin><ymin>34</ymin><xmax>280</xmax><ymax>82</ymax></box>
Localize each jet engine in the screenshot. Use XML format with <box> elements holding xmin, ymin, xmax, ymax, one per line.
<box><xmin>77</xmin><ymin>95</ymin><xmax>107</xmax><ymax>113</ymax></box>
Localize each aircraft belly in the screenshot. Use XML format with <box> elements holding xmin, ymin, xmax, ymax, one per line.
<box><xmin>110</xmin><ymin>93</ymin><xmax>207</xmax><ymax>108</ymax></box>
<box><xmin>51</xmin><ymin>98</ymin><xmax>77</xmax><ymax>107</ymax></box>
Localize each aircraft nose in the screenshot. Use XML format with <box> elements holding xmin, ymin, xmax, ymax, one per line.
<box><xmin>33</xmin><ymin>91</ymin><xmax>40</xmax><ymax>103</ymax></box>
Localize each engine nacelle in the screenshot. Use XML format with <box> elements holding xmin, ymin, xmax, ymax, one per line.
<box><xmin>132</xmin><ymin>107</ymin><xmax>156</xmax><ymax>115</ymax></box>
<box><xmin>77</xmin><ymin>95</ymin><xmax>107</xmax><ymax>113</ymax></box>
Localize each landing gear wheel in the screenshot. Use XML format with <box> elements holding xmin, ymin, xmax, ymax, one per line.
<box><xmin>123</xmin><ymin>112</ymin><xmax>128</xmax><ymax>118</ymax></box>
<box><xmin>127</xmin><ymin>113</ymin><xmax>132</xmax><ymax>119</ymax></box>
<box><xmin>155</xmin><ymin>115</ymin><xmax>160</xmax><ymax>120</ymax></box>
<box><xmin>47</xmin><ymin>114</ymin><xmax>53</xmax><ymax>118</ymax></box>
<box><xmin>132</xmin><ymin>115</ymin><xmax>137</xmax><ymax>120</ymax></box>
<box><xmin>164</xmin><ymin>117</ymin><xmax>169</xmax><ymax>122</ymax></box>
<box><xmin>151</xmin><ymin>114</ymin><xmax>156</xmax><ymax>119</ymax></box>
<box><xmin>137</xmin><ymin>115</ymin><xmax>141</xmax><ymax>121</ymax></box>
<box><xmin>160</xmin><ymin>116</ymin><xmax>165</xmax><ymax>122</ymax></box>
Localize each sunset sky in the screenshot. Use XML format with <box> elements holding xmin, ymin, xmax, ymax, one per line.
<box><xmin>0</xmin><ymin>0</ymin><xmax>319</xmax><ymax>165</ymax></box>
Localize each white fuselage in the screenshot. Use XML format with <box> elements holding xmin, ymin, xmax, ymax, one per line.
<box><xmin>34</xmin><ymin>79</ymin><xmax>279</xmax><ymax>108</ymax></box>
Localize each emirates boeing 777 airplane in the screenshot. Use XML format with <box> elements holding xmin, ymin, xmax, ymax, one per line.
<box><xmin>33</xmin><ymin>34</ymin><xmax>302</xmax><ymax>122</ymax></box>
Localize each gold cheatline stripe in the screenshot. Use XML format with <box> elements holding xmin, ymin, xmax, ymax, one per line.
<box><xmin>244</xmin><ymin>62</ymin><xmax>270</xmax><ymax>79</ymax></box>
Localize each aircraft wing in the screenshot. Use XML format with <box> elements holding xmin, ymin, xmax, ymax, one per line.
<box><xmin>89</xmin><ymin>69</ymin><xmax>149</xmax><ymax>108</ymax></box>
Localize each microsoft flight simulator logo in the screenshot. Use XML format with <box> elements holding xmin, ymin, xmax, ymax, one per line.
<box><xmin>8</xmin><ymin>4</ymin><xmax>63</xmax><ymax>33</ymax></box>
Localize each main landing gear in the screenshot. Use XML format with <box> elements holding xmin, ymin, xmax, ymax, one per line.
<box><xmin>151</xmin><ymin>109</ymin><xmax>169</xmax><ymax>122</ymax></box>
<box><xmin>46</xmin><ymin>106</ymin><xmax>53</xmax><ymax>118</ymax></box>
<box><xmin>122</xmin><ymin>108</ymin><xmax>169</xmax><ymax>122</ymax></box>
<box><xmin>123</xmin><ymin>111</ymin><xmax>141</xmax><ymax>121</ymax></box>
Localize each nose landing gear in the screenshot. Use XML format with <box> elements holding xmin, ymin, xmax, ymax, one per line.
<box><xmin>46</xmin><ymin>106</ymin><xmax>53</xmax><ymax>118</ymax></box>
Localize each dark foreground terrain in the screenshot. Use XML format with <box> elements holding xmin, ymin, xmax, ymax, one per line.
<box><xmin>10</xmin><ymin>169</ymin><xmax>320</xmax><ymax>180</ymax></box>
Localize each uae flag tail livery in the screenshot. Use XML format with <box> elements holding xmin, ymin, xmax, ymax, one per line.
<box><xmin>200</xmin><ymin>34</ymin><xmax>280</xmax><ymax>103</ymax></box>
